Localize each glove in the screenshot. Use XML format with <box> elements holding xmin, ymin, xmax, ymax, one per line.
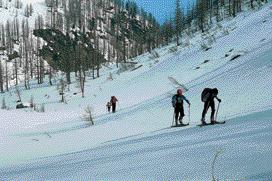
<box><xmin>218</xmin><ymin>99</ymin><xmax>222</xmax><ymax>103</ymax></box>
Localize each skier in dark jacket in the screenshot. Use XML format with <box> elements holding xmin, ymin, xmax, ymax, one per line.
<box><xmin>172</xmin><ymin>89</ymin><xmax>190</xmax><ymax>126</ymax></box>
<box><xmin>110</xmin><ymin>96</ymin><xmax>118</xmax><ymax>113</ymax></box>
<box><xmin>201</xmin><ymin>88</ymin><xmax>221</xmax><ymax>124</ymax></box>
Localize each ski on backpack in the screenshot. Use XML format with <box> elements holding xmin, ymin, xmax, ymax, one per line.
<box><xmin>168</xmin><ymin>76</ymin><xmax>189</xmax><ymax>92</ymax></box>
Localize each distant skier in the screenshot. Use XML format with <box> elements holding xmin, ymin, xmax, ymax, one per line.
<box><xmin>201</xmin><ymin>88</ymin><xmax>222</xmax><ymax>125</ymax></box>
<box><xmin>110</xmin><ymin>96</ymin><xmax>118</xmax><ymax>113</ymax></box>
<box><xmin>106</xmin><ymin>102</ymin><xmax>112</xmax><ymax>113</ymax></box>
<box><xmin>172</xmin><ymin>89</ymin><xmax>190</xmax><ymax>126</ymax></box>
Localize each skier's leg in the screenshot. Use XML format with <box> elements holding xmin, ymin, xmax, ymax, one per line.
<box><xmin>210</xmin><ymin>101</ymin><xmax>216</xmax><ymax>123</ymax></box>
<box><xmin>112</xmin><ymin>103</ymin><xmax>116</xmax><ymax>113</ymax></box>
<box><xmin>201</xmin><ymin>102</ymin><xmax>209</xmax><ymax>124</ymax></box>
<box><xmin>179</xmin><ymin>107</ymin><xmax>185</xmax><ymax>124</ymax></box>
<box><xmin>174</xmin><ymin>107</ymin><xmax>179</xmax><ymax>126</ymax></box>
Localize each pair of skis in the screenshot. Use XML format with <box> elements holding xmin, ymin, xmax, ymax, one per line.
<box><xmin>171</xmin><ymin>123</ymin><xmax>189</xmax><ymax>128</ymax></box>
<box><xmin>197</xmin><ymin>121</ymin><xmax>226</xmax><ymax>127</ymax></box>
<box><xmin>171</xmin><ymin>121</ymin><xmax>225</xmax><ymax>128</ymax></box>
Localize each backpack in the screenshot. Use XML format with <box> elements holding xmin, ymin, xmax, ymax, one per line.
<box><xmin>111</xmin><ymin>96</ymin><xmax>118</xmax><ymax>104</ymax></box>
<box><xmin>201</xmin><ymin>88</ymin><xmax>211</xmax><ymax>102</ymax></box>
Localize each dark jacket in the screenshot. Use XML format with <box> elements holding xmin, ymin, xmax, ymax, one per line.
<box><xmin>172</xmin><ymin>94</ymin><xmax>190</xmax><ymax>107</ymax></box>
<box><xmin>110</xmin><ymin>96</ymin><xmax>118</xmax><ymax>104</ymax></box>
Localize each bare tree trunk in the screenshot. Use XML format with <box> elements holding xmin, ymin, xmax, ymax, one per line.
<box><xmin>49</xmin><ymin>66</ymin><xmax>52</xmax><ymax>85</ymax></box>
<box><xmin>0</xmin><ymin>60</ymin><xmax>3</xmax><ymax>93</ymax></box>
<box><xmin>66</xmin><ymin>72</ymin><xmax>70</xmax><ymax>84</ymax></box>
<box><xmin>15</xmin><ymin>58</ymin><xmax>18</xmax><ymax>85</ymax></box>
<box><xmin>5</xmin><ymin>60</ymin><xmax>8</xmax><ymax>91</ymax></box>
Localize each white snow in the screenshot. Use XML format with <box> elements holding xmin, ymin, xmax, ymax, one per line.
<box><xmin>0</xmin><ymin>2</ymin><xmax>272</xmax><ymax>181</ymax></box>
<box><xmin>0</xmin><ymin>0</ymin><xmax>46</xmax><ymax>27</ymax></box>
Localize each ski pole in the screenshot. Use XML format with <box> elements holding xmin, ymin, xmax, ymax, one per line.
<box><xmin>188</xmin><ymin>105</ymin><xmax>191</xmax><ymax>124</ymax></box>
<box><xmin>215</xmin><ymin>102</ymin><xmax>220</xmax><ymax>121</ymax></box>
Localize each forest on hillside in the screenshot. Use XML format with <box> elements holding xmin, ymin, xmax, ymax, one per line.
<box><xmin>0</xmin><ymin>0</ymin><xmax>268</xmax><ymax>96</ymax></box>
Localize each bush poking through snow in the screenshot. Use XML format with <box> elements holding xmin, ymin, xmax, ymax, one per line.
<box><xmin>57</xmin><ymin>78</ymin><xmax>67</xmax><ymax>103</ymax></box>
<box><xmin>107</xmin><ymin>72</ymin><xmax>113</xmax><ymax>81</ymax></box>
<box><xmin>1</xmin><ymin>97</ymin><xmax>6</xmax><ymax>109</ymax></box>
<box><xmin>217</xmin><ymin>23</ymin><xmax>223</xmax><ymax>29</ymax></box>
<box><xmin>201</xmin><ymin>42</ymin><xmax>212</xmax><ymax>51</ymax></box>
<box><xmin>150</xmin><ymin>50</ymin><xmax>160</xmax><ymax>59</ymax></box>
<box><xmin>117</xmin><ymin>63</ymin><xmax>136</xmax><ymax>74</ymax></box>
<box><xmin>40</xmin><ymin>104</ymin><xmax>45</xmax><ymax>113</ymax></box>
<box><xmin>33</xmin><ymin>104</ymin><xmax>37</xmax><ymax>112</ymax></box>
<box><xmin>15</xmin><ymin>86</ymin><xmax>22</xmax><ymax>102</ymax></box>
<box><xmin>82</xmin><ymin>106</ymin><xmax>94</xmax><ymax>126</ymax></box>
<box><xmin>29</xmin><ymin>95</ymin><xmax>34</xmax><ymax>108</ymax></box>
<box><xmin>34</xmin><ymin>103</ymin><xmax>45</xmax><ymax>113</ymax></box>
<box><xmin>223</xmin><ymin>28</ymin><xmax>229</xmax><ymax>35</ymax></box>
<box><xmin>169</xmin><ymin>46</ymin><xmax>178</xmax><ymax>53</ymax></box>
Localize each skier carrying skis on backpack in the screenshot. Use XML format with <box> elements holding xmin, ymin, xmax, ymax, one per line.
<box><xmin>201</xmin><ymin>88</ymin><xmax>221</xmax><ymax>125</ymax></box>
<box><xmin>172</xmin><ymin>89</ymin><xmax>191</xmax><ymax>126</ymax></box>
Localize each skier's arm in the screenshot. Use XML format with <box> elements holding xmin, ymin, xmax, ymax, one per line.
<box><xmin>215</xmin><ymin>96</ymin><xmax>221</xmax><ymax>102</ymax></box>
<box><xmin>183</xmin><ymin>96</ymin><xmax>191</xmax><ymax>105</ymax></box>
<box><xmin>172</xmin><ymin>96</ymin><xmax>176</xmax><ymax>107</ymax></box>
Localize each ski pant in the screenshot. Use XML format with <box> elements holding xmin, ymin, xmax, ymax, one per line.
<box><xmin>174</xmin><ymin>105</ymin><xmax>185</xmax><ymax>122</ymax></box>
<box><xmin>112</xmin><ymin>103</ymin><xmax>116</xmax><ymax>113</ymax></box>
<box><xmin>107</xmin><ymin>106</ymin><xmax>111</xmax><ymax>112</ymax></box>
<box><xmin>202</xmin><ymin>100</ymin><xmax>215</xmax><ymax>121</ymax></box>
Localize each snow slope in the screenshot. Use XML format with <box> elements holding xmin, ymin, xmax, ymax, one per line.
<box><xmin>0</xmin><ymin>0</ymin><xmax>46</xmax><ymax>27</ymax></box>
<box><xmin>1</xmin><ymin>109</ymin><xmax>272</xmax><ymax>180</ymax></box>
<box><xmin>0</xmin><ymin>3</ymin><xmax>272</xmax><ymax>180</ymax></box>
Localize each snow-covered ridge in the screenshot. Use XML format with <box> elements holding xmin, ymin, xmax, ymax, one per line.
<box><xmin>0</xmin><ymin>2</ymin><xmax>272</xmax><ymax>180</ymax></box>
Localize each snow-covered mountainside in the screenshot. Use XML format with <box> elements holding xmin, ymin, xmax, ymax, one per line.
<box><xmin>0</xmin><ymin>0</ymin><xmax>45</xmax><ymax>26</ymax></box>
<box><xmin>0</xmin><ymin>2</ymin><xmax>272</xmax><ymax>180</ymax></box>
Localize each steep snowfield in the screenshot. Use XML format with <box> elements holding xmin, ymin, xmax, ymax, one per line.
<box><xmin>0</xmin><ymin>3</ymin><xmax>272</xmax><ymax>180</ymax></box>
<box><xmin>0</xmin><ymin>0</ymin><xmax>46</xmax><ymax>27</ymax></box>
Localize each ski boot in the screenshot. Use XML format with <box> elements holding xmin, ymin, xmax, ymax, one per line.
<box><xmin>211</xmin><ymin>116</ymin><xmax>217</xmax><ymax>124</ymax></box>
<box><xmin>175</xmin><ymin>119</ymin><xmax>179</xmax><ymax>127</ymax></box>
<box><xmin>201</xmin><ymin>118</ymin><xmax>207</xmax><ymax>125</ymax></box>
<box><xmin>179</xmin><ymin>118</ymin><xmax>185</xmax><ymax>125</ymax></box>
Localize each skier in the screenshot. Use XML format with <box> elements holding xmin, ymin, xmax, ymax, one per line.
<box><xmin>106</xmin><ymin>102</ymin><xmax>111</xmax><ymax>113</ymax></box>
<box><xmin>110</xmin><ymin>96</ymin><xmax>118</xmax><ymax>113</ymax></box>
<box><xmin>201</xmin><ymin>88</ymin><xmax>222</xmax><ymax>125</ymax></box>
<box><xmin>172</xmin><ymin>89</ymin><xmax>190</xmax><ymax>126</ymax></box>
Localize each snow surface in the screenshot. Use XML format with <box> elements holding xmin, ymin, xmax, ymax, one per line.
<box><xmin>0</xmin><ymin>2</ymin><xmax>272</xmax><ymax>180</ymax></box>
<box><xmin>0</xmin><ymin>0</ymin><xmax>46</xmax><ymax>27</ymax></box>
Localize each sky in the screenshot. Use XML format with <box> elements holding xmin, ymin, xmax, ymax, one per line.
<box><xmin>132</xmin><ymin>0</ymin><xmax>192</xmax><ymax>24</ymax></box>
